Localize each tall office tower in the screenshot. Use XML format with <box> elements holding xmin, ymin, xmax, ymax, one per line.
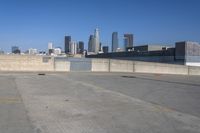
<box><xmin>77</xmin><ymin>41</ymin><xmax>84</xmax><ymax>54</ymax></box>
<box><xmin>94</xmin><ymin>28</ymin><xmax>100</xmax><ymax>53</ymax></box>
<box><xmin>64</xmin><ymin>36</ymin><xmax>71</xmax><ymax>54</ymax></box>
<box><xmin>88</xmin><ymin>35</ymin><xmax>95</xmax><ymax>52</ymax></box>
<box><xmin>48</xmin><ymin>42</ymin><xmax>53</xmax><ymax>50</ymax></box>
<box><xmin>124</xmin><ymin>34</ymin><xmax>134</xmax><ymax>51</ymax></box>
<box><xmin>48</xmin><ymin>42</ymin><xmax>53</xmax><ymax>55</ymax></box>
<box><xmin>69</xmin><ymin>41</ymin><xmax>77</xmax><ymax>55</ymax></box>
<box><xmin>112</xmin><ymin>32</ymin><xmax>119</xmax><ymax>52</ymax></box>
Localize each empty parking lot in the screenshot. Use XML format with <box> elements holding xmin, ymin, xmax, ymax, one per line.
<box><xmin>0</xmin><ymin>72</ymin><xmax>200</xmax><ymax>133</ymax></box>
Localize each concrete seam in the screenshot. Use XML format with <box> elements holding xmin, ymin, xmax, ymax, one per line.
<box><xmin>108</xmin><ymin>59</ymin><xmax>111</xmax><ymax>72</ymax></box>
<box><xmin>133</xmin><ymin>61</ymin><xmax>135</xmax><ymax>72</ymax></box>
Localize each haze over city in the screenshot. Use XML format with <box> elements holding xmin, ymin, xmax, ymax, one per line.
<box><xmin>0</xmin><ymin>0</ymin><xmax>200</xmax><ymax>52</ymax></box>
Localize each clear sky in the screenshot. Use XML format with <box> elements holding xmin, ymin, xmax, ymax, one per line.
<box><xmin>0</xmin><ymin>0</ymin><xmax>199</xmax><ymax>52</ymax></box>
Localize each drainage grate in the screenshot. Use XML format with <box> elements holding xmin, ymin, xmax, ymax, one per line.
<box><xmin>38</xmin><ymin>73</ymin><xmax>46</xmax><ymax>76</ymax></box>
<box><xmin>121</xmin><ymin>76</ymin><xmax>136</xmax><ymax>78</ymax></box>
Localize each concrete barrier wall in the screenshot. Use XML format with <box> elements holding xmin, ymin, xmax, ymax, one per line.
<box><xmin>188</xmin><ymin>66</ymin><xmax>200</xmax><ymax>76</ymax></box>
<box><xmin>1</xmin><ymin>56</ymin><xmax>200</xmax><ymax>76</ymax></box>
<box><xmin>110</xmin><ymin>59</ymin><xmax>134</xmax><ymax>72</ymax></box>
<box><xmin>90</xmin><ymin>58</ymin><xmax>200</xmax><ymax>75</ymax></box>
<box><xmin>134</xmin><ymin>61</ymin><xmax>188</xmax><ymax>75</ymax></box>
<box><xmin>54</xmin><ymin>61</ymin><xmax>70</xmax><ymax>72</ymax></box>
<box><xmin>0</xmin><ymin>55</ymin><xmax>54</xmax><ymax>71</ymax></box>
<box><xmin>69</xmin><ymin>58</ymin><xmax>91</xmax><ymax>72</ymax></box>
<box><xmin>91</xmin><ymin>59</ymin><xmax>109</xmax><ymax>72</ymax></box>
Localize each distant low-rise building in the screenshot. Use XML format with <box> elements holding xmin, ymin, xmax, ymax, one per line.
<box><xmin>28</xmin><ymin>48</ymin><xmax>38</xmax><ymax>55</ymax></box>
<box><xmin>175</xmin><ymin>41</ymin><xmax>200</xmax><ymax>66</ymax></box>
<box><xmin>38</xmin><ymin>51</ymin><xmax>46</xmax><ymax>55</ymax></box>
<box><xmin>11</xmin><ymin>46</ymin><xmax>20</xmax><ymax>54</ymax></box>
<box><xmin>134</xmin><ymin>45</ymin><xmax>169</xmax><ymax>52</ymax></box>
<box><xmin>116</xmin><ymin>48</ymin><xmax>124</xmax><ymax>52</ymax></box>
<box><xmin>54</xmin><ymin>47</ymin><xmax>62</xmax><ymax>55</ymax></box>
<box><xmin>0</xmin><ymin>49</ymin><xmax>4</xmax><ymax>54</ymax></box>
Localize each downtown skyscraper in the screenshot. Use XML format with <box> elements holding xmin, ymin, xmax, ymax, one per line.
<box><xmin>94</xmin><ymin>28</ymin><xmax>100</xmax><ymax>53</ymax></box>
<box><xmin>88</xmin><ymin>28</ymin><xmax>100</xmax><ymax>54</ymax></box>
<box><xmin>77</xmin><ymin>41</ymin><xmax>84</xmax><ymax>54</ymax></box>
<box><xmin>64</xmin><ymin>36</ymin><xmax>71</xmax><ymax>54</ymax></box>
<box><xmin>88</xmin><ymin>35</ymin><xmax>95</xmax><ymax>52</ymax></box>
<box><xmin>124</xmin><ymin>34</ymin><xmax>134</xmax><ymax>51</ymax></box>
<box><xmin>69</xmin><ymin>41</ymin><xmax>77</xmax><ymax>55</ymax></box>
<box><xmin>112</xmin><ymin>32</ymin><xmax>119</xmax><ymax>52</ymax></box>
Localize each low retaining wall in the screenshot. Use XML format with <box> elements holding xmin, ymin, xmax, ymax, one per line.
<box><xmin>0</xmin><ymin>55</ymin><xmax>54</xmax><ymax>71</ymax></box>
<box><xmin>54</xmin><ymin>61</ymin><xmax>70</xmax><ymax>72</ymax></box>
<box><xmin>0</xmin><ymin>55</ymin><xmax>70</xmax><ymax>72</ymax></box>
<box><xmin>91</xmin><ymin>59</ymin><xmax>134</xmax><ymax>72</ymax></box>
<box><xmin>91</xmin><ymin>59</ymin><xmax>109</xmax><ymax>72</ymax></box>
<box><xmin>188</xmin><ymin>66</ymin><xmax>200</xmax><ymax>76</ymax></box>
<box><xmin>0</xmin><ymin>56</ymin><xmax>200</xmax><ymax>76</ymax></box>
<box><xmin>134</xmin><ymin>61</ymin><xmax>188</xmax><ymax>75</ymax></box>
<box><xmin>91</xmin><ymin>59</ymin><xmax>200</xmax><ymax>76</ymax></box>
<box><xmin>110</xmin><ymin>60</ymin><xmax>134</xmax><ymax>72</ymax></box>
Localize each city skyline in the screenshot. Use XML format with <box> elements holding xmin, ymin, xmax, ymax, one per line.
<box><xmin>0</xmin><ymin>0</ymin><xmax>200</xmax><ymax>52</ymax></box>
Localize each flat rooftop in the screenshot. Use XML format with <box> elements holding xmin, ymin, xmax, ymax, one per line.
<box><xmin>0</xmin><ymin>72</ymin><xmax>200</xmax><ymax>133</ymax></box>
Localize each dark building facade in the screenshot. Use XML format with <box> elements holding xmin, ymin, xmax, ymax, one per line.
<box><xmin>88</xmin><ymin>35</ymin><xmax>95</xmax><ymax>52</ymax></box>
<box><xmin>77</xmin><ymin>41</ymin><xmax>84</xmax><ymax>54</ymax></box>
<box><xmin>99</xmin><ymin>42</ymin><xmax>102</xmax><ymax>52</ymax></box>
<box><xmin>12</xmin><ymin>46</ymin><xmax>20</xmax><ymax>54</ymax></box>
<box><xmin>103</xmin><ymin>46</ymin><xmax>109</xmax><ymax>53</ymax></box>
<box><xmin>175</xmin><ymin>42</ymin><xmax>186</xmax><ymax>60</ymax></box>
<box><xmin>48</xmin><ymin>49</ymin><xmax>54</xmax><ymax>55</ymax></box>
<box><xmin>175</xmin><ymin>41</ymin><xmax>200</xmax><ymax>62</ymax></box>
<box><xmin>64</xmin><ymin>36</ymin><xmax>71</xmax><ymax>54</ymax></box>
<box><xmin>112</xmin><ymin>32</ymin><xmax>118</xmax><ymax>52</ymax></box>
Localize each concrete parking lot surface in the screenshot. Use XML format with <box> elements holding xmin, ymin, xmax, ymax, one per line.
<box><xmin>0</xmin><ymin>72</ymin><xmax>200</xmax><ymax>133</ymax></box>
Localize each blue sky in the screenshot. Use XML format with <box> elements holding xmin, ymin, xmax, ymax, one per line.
<box><xmin>0</xmin><ymin>0</ymin><xmax>200</xmax><ymax>52</ymax></box>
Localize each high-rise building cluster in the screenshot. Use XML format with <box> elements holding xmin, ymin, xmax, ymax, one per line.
<box><xmin>64</xmin><ymin>36</ymin><xmax>85</xmax><ymax>55</ymax></box>
<box><xmin>47</xmin><ymin>42</ymin><xmax>62</xmax><ymax>56</ymax></box>
<box><xmin>63</xmin><ymin>28</ymin><xmax>134</xmax><ymax>56</ymax></box>
<box><xmin>87</xmin><ymin>28</ymin><xmax>134</xmax><ymax>55</ymax></box>
<box><xmin>112</xmin><ymin>33</ymin><xmax>134</xmax><ymax>52</ymax></box>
